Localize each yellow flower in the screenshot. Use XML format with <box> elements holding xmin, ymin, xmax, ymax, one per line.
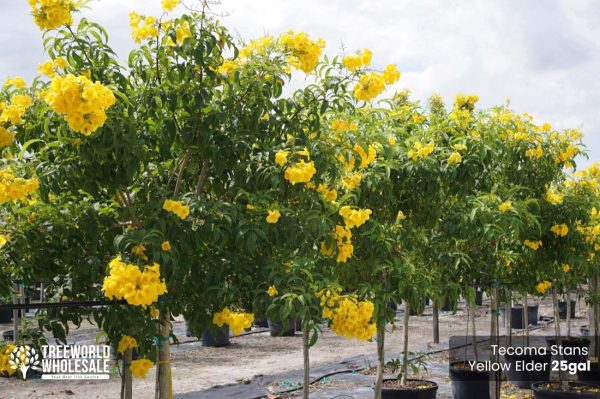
<box><xmin>4</xmin><ymin>77</ymin><xmax>26</xmax><ymax>88</ymax></box>
<box><xmin>535</xmin><ymin>281</ymin><xmax>552</xmax><ymax>294</ymax></box>
<box><xmin>354</xmin><ymin>144</ymin><xmax>376</xmax><ymax>168</ymax></box>
<box><xmin>342</xmin><ymin>48</ymin><xmax>372</xmax><ymax>71</ymax></box>
<box><xmin>0</xmin><ymin>168</ymin><xmax>39</xmax><ymax>204</ymax></box>
<box><xmin>266</xmin><ymin>209</ymin><xmax>281</xmax><ymax>224</ymax></box>
<box><xmin>130</xmin><ymin>359</ymin><xmax>154</xmax><ymax>378</ymax></box>
<box><xmin>0</xmin><ymin>127</ymin><xmax>15</xmax><ymax>149</ymax></box>
<box><xmin>246</xmin><ymin>204</ymin><xmax>256</xmax><ymax>210</ymax></box>
<box><xmin>331</xmin><ymin>119</ymin><xmax>358</xmax><ymax>131</ymax></box>
<box><xmin>161</xmin><ymin>241</ymin><xmax>171</xmax><ymax>252</ymax></box>
<box><xmin>41</xmin><ymin>74</ymin><xmax>116</xmax><ymax>135</ymax></box>
<box><xmin>447</xmin><ymin>152</ymin><xmax>463</xmax><ymax>165</ymax></box>
<box><xmin>561</xmin><ymin>263</ymin><xmax>570</xmax><ymax>273</ymax></box>
<box><xmin>451</xmin><ymin>144</ymin><xmax>467</xmax><ymax>151</ymax></box>
<box><xmin>267</xmin><ymin>285</ymin><xmax>278</xmax><ymax>297</ymax></box>
<box><xmin>545</xmin><ymin>189</ymin><xmax>563</xmax><ymax>205</ymax></box>
<box><xmin>396</xmin><ymin>211</ymin><xmax>406</xmax><ymax>223</ymax></box>
<box><xmin>381</xmin><ymin>64</ymin><xmax>400</xmax><ymax>84</ymax></box>
<box><xmin>38</xmin><ymin>61</ymin><xmax>56</xmax><ymax>78</ymax></box>
<box><xmin>498</xmin><ymin>201</ymin><xmax>513</xmax><ymax>213</ymax></box>
<box><xmin>279</xmin><ymin>30</ymin><xmax>325</xmax><ymax>73</ymax></box>
<box><xmin>353</xmin><ymin>72</ymin><xmax>386</xmax><ymax>101</ymax></box>
<box><xmin>551</xmin><ymin>223</ymin><xmax>569</xmax><ymax>237</ymax></box>
<box><xmin>296</xmin><ymin>148</ymin><xmax>310</xmax><ymax>158</ymax></box>
<box><xmin>523</xmin><ymin>240</ymin><xmax>542</xmax><ymax>250</ymax></box>
<box><xmin>175</xmin><ymin>21</ymin><xmax>191</xmax><ymax>45</ymax></box>
<box><xmin>407</xmin><ymin>141</ymin><xmax>435</xmax><ymax>160</ymax></box>
<box><xmin>0</xmin><ymin>234</ymin><xmax>10</xmax><ymax>249</ymax></box>
<box><xmin>131</xmin><ymin>245</ymin><xmax>148</xmax><ymax>261</ymax></box>
<box><xmin>388</xmin><ymin>137</ymin><xmax>397</xmax><ymax>145</ymax></box>
<box><xmin>320</xmin><ymin>241</ymin><xmax>334</xmax><ymax>256</ymax></box>
<box><xmin>525</xmin><ymin>146</ymin><xmax>543</xmax><ymax>159</ymax></box>
<box><xmin>213</xmin><ymin>307</ymin><xmax>254</xmax><ymax>335</ymax></box>
<box><xmin>53</xmin><ymin>57</ymin><xmax>68</xmax><ymax>69</ymax></box>
<box><xmin>150</xmin><ymin>307</ymin><xmax>159</xmax><ymax>319</ymax></box>
<box><xmin>163</xmin><ymin>199</ymin><xmax>190</xmax><ymax>220</ymax></box>
<box><xmin>275</xmin><ymin>150</ymin><xmax>289</xmax><ymax>166</ymax></box>
<box><xmin>161</xmin><ymin>0</ymin><xmax>179</xmax><ymax>12</ymax></box>
<box><xmin>284</xmin><ymin>160</ymin><xmax>316</xmax><ymax>185</ymax></box>
<box><xmin>316</xmin><ymin>184</ymin><xmax>337</xmax><ymax>203</ymax></box>
<box><xmin>323</xmin><ymin>296</ymin><xmax>376</xmax><ymax>341</ymax></box>
<box><xmin>117</xmin><ymin>336</ymin><xmax>137</xmax><ymax>354</ymax></box>
<box><xmin>29</xmin><ymin>0</ymin><xmax>74</xmax><ymax>31</ymax></box>
<box><xmin>129</xmin><ymin>13</ymin><xmax>159</xmax><ymax>44</ymax></box>
<box><xmin>339</xmin><ymin>206</ymin><xmax>372</xmax><ymax>229</ymax></box>
<box><xmin>102</xmin><ymin>260</ymin><xmax>167</xmax><ymax>307</ymax></box>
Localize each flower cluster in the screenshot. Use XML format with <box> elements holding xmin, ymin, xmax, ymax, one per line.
<box><xmin>0</xmin><ymin>345</ymin><xmax>16</xmax><ymax>376</ymax></box>
<box><xmin>275</xmin><ymin>150</ymin><xmax>289</xmax><ymax>166</ymax></box>
<box><xmin>550</xmin><ymin>223</ymin><xmax>569</xmax><ymax>237</ymax></box>
<box><xmin>213</xmin><ymin>307</ymin><xmax>254</xmax><ymax>335</ymax></box>
<box><xmin>279</xmin><ymin>30</ymin><xmax>325</xmax><ymax>73</ymax></box>
<box><xmin>339</xmin><ymin>206</ymin><xmax>372</xmax><ymax>229</ymax></box>
<box><xmin>333</xmin><ymin>225</ymin><xmax>353</xmax><ymax>263</ymax></box>
<box><xmin>354</xmin><ymin>144</ymin><xmax>376</xmax><ymax>168</ymax></box>
<box><xmin>523</xmin><ymin>240</ymin><xmax>542</xmax><ymax>250</ymax></box>
<box><xmin>37</xmin><ymin>58</ymin><xmax>67</xmax><ymax>78</ymax></box>
<box><xmin>0</xmin><ymin>94</ymin><xmax>33</xmax><ymax>125</ymax></box>
<box><xmin>525</xmin><ymin>146</ymin><xmax>543</xmax><ymax>159</ymax></box>
<box><xmin>129</xmin><ymin>13</ymin><xmax>159</xmax><ymax>44</ymax></box>
<box><xmin>341</xmin><ymin>171</ymin><xmax>363</xmax><ymax>191</ymax></box>
<box><xmin>342</xmin><ymin>49</ymin><xmax>372</xmax><ymax>71</ymax></box>
<box><xmin>353</xmin><ymin>64</ymin><xmax>400</xmax><ymax>101</ymax></box>
<box><xmin>163</xmin><ymin>199</ymin><xmax>190</xmax><ymax>220</ymax></box>
<box><xmin>41</xmin><ymin>74</ymin><xmax>116</xmax><ymax>135</ymax></box>
<box><xmin>29</xmin><ymin>0</ymin><xmax>74</xmax><ymax>31</ymax></box>
<box><xmin>102</xmin><ymin>259</ymin><xmax>167</xmax><ymax>307</ymax></box>
<box><xmin>319</xmin><ymin>292</ymin><xmax>376</xmax><ymax>341</ymax></box>
<box><xmin>331</xmin><ymin>119</ymin><xmax>358</xmax><ymax>131</ymax></box>
<box><xmin>117</xmin><ymin>335</ymin><xmax>137</xmax><ymax>354</ymax></box>
<box><xmin>130</xmin><ymin>358</ymin><xmax>153</xmax><ymax>378</ymax></box>
<box><xmin>284</xmin><ymin>160</ymin><xmax>316</xmax><ymax>185</ymax></box>
<box><xmin>4</xmin><ymin>77</ymin><xmax>26</xmax><ymax>89</ymax></box>
<box><xmin>545</xmin><ymin>189</ymin><xmax>564</xmax><ymax>205</ymax></box>
<box><xmin>535</xmin><ymin>280</ymin><xmax>552</xmax><ymax>294</ymax></box>
<box><xmin>267</xmin><ymin>285</ymin><xmax>278</xmax><ymax>297</ymax></box>
<box><xmin>174</xmin><ymin>21</ymin><xmax>192</xmax><ymax>46</ymax></box>
<box><xmin>161</xmin><ymin>0</ymin><xmax>179</xmax><ymax>12</ymax></box>
<box><xmin>407</xmin><ymin>141</ymin><xmax>435</xmax><ymax>161</ymax></box>
<box><xmin>316</xmin><ymin>183</ymin><xmax>338</xmax><ymax>203</ymax></box>
<box><xmin>0</xmin><ymin>127</ymin><xmax>15</xmax><ymax>148</ymax></box>
<box><xmin>0</xmin><ymin>168</ymin><xmax>39</xmax><ymax>204</ymax></box>
<box><xmin>447</xmin><ymin>152</ymin><xmax>462</xmax><ymax>165</ymax></box>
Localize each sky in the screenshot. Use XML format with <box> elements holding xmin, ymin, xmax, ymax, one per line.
<box><xmin>1</xmin><ymin>0</ymin><xmax>599</xmax><ymax>166</ymax></box>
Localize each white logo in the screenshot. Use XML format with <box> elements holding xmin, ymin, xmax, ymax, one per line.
<box><xmin>9</xmin><ymin>345</ymin><xmax>41</xmax><ymax>380</ymax></box>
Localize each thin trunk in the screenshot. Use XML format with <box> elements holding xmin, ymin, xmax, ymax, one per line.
<box><xmin>401</xmin><ymin>301</ymin><xmax>410</xmax><ymax>385</ymax></box>
<box><xmin>552</xmin><ymin>290</ymin><xmax>566</xmax><ymax>388</ymax></box>
<box><xmin>302</xmin><ymin>324</ymin><xmax>310</xmax><ymax>399</ymax></box>
<box><xmin>12</xmin><ymin>283</ymin><xmax>19</xmax><ymax>342</ymax></box>
<box><xmin>523</xmin><ymin>294</ymin><xmax>529</xmax><ymax>347</ymax></box>
<box><xmin>593</xmin><ymin>276</ymin><xmax>600</xmax><ymax>358</ymax></box>
<box><xmin>432</xmin><ymin>300</ymin><xmax>439</xmax><ymax>344</ymax></box>
<box><xmin>566</xmin><ymin>291</ymin><xmax>572</xmax><ymax>338</ymax></box>
<box><xmin>470</xmin><ymin>301</ymin><xmax>478</xmax><ymax>362</ymax></box>
<box><xmin>489</xmin><ymin>287</ymin><xmax>500</xmax><ymax>399</ymax></box>
<box><xmin>157</xmin><ymin>310</ymin><xmax>171</xmax><ymax>399</ymax></box>
<box><xmin>374</xmin><ymin>323</ymin><xmax>385</xmax><ymax>399</ymax></box>
<box><xmin>505</xmin><ymin>288</ymin><xmax>511</xmax><ymax>347</ymax></box>
<box><xmin>121</xmin><ymin>348</ymin><xmax>133</xmax><ymax>399</ymax></box>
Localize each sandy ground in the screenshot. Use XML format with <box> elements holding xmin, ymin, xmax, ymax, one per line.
<box><xmin>0</xmin><ymin>296</ymin><xmax>589</xmax><ymax>398</ymax></box>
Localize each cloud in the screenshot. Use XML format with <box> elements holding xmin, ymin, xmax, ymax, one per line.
<box><xmin>1</xmin><ymin>0</ymin><xmax>598</xmax><ymax>165</ymax></box>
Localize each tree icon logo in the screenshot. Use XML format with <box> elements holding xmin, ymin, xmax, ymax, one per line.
<box><xmin>9</xmin><ymin>345</ymin><xmax>41</xmax><ymax>380</ymax></box>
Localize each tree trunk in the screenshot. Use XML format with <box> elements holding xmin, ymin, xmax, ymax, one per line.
<box><xmin>470</xmin><ymin>301</ymin><xmax>478</xmax><ymax>362</ymax></box>
<box><xmin>552</xmin><ymin>290</ymin><xmax>566</xmax><ymax>388</ymax></box>
<box><xmin>374</xmin><ymin>323</ymin><xmax>385</xmax><ymax>399</ymax></box>
<box><xmin>302</xmin><ymin>323</ymin><xmax>310</xmax><ymax>399</ymax></box>
<box><xmin>157</xmin><ymin>310</ymin><xmax>171</xmax><ymax>399</ymax></box>
<box><xmin>489</xmin><ymin>287</ymin><xmax>500</xmax><ymax>399</ymax></box>
<box><xmin>12</xmin><ymin>282</ymin><xmax>19</xmax><ymax>342</ymax></box>
<box><xmin>401</xmin><ymin>301</ymin><xmax>410</xmax><ymax>385</ymax></box>
<box><xmin>566</xmin><ymin>291</ymin><xmax>572</xmax><ymax>338</ymax></box>
<box><xmin>121</xmin><ymin>348</ymin><xmax>133</xmax><ymax>399</ymax></box>
<box><xmin>505</xmin><ymin>288</ymin><xmax>511</xmax><ymax>347</ymax></box>
<box><xmin>432</xmin><ymin>300</ymin><xmax>439</xmax><ymax>344</ymax></box>
<box><xmin>523</xmin><ymin>294</ymin><xmax>529</xmax><ymax>347</ymax></box>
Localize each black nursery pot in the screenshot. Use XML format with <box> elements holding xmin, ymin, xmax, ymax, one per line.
<box><xmin>449</xmin><ymin>361</ymin><xmax>490</xmax><ymax>399</ymax></box>
<box><xmin>475</xmin><ymin>290</ymin><xmax>483</xmax><ymax>306</ymax></box>
<box><xmin>380</xmin><ymin>379</ymin><xmax>438</xmax><ymax>399</ymax></box>
<box><xmin>201</xmin><ymin>325</ymin><xmax>230</xmax><ymax>347</ymax></box>
<box><xmin>503</xmin><ymin>352</ymin><xmax>551</xmax><ymax>388</ymax></box>
<box><xmin>510</xmin><ymin>304</ymin><xmax>539</xmax><ymax>329</ymax></box>
<box><xmin>579</xmin><ymin>361</ymin><xmax>600</xmax><ymax>385</ymax></box>
<box><xmin>2</xmin><ymin>330</ymin><xmax>14</xmax><ymax>342</ymax></box>
<box><xmin>558</xmin><ymin>300</ymin><xmax>577</xmax><ymax>319</ymax></box>
<box><xmin>253</xmin><ymin>317</ymin><xmax>269</xmax><ymax>328</ymax></box>
<box><xmin>546</xmin><ymin>337</ymin><xmax>590</xmax><ymax>365</ymax></box>
<box><xmin>531</xmin><ymin>381</ymin><xmax>600</xmax><ymax>399</ymax></box>
<box><xmin>268</xmin><ymin>317</ymin><xmax>295</xmax><ymax>337</ymax></box>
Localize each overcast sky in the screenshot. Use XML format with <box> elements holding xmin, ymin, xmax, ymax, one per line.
<box><xmin>1</xmin><ymin>0</ymin><xmax>598</xmax><ymax>166</ymax></box>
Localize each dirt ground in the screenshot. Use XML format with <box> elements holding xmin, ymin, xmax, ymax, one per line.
<box><xmin>0</xmin><ymin>296</ymin><xmax>590</xmax><ymax>398</ymax></box>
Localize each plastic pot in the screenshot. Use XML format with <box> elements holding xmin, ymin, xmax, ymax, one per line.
<box><xmin>253</xmin><ymin>318</ymin><xmax>269</xmax><ymax>328</ymax></box>
<box><xmin>442</xmin><ymin>297</ymin><xmax>456</xmax><ymax>312</ymax></box>
<box><xmin>503</xmin><ymin>352</ymin><xmax>551</xmax><ymax>388</ymax></box>
<box><xmin>2</xmin><ymin>330</ymin><xmax>14</xmax><ymax>341</ymax></box>
<box><xmin>409</xmin><ymin>299</ymin><xmax>427</xmax><ymax>316</ymax></box>
<box><xmin>558</xmin><ymin>300</ymin><xmax>577</xmax><ymax>319</ymax></box>
<box><xmin>268</xmin><ymin>317</ymin><xmax>295</xmax><ymax>337</ymax></box>
<box><xmin>201</xmin><ymin>325</ymin><xmax>230</xmax><ymax>347</ymax></box>
<box><xmin>509</xmin><ymin>304</ymin><xmax>539</xmax><ymax>329</ymax></box>
<box><xmin>380</xmin><ymin>378</ymin><xmax>438</xmax><ymax>399</ymax></box>
<box><xmin>579</xmin><ymin>361</ymin><xmax>600</xmax><ymax>385</ymax></box>
<box><xmin>546</xmin><ymin>337</ymin><xmax>590</xmax><ymax>365</ymax></box>
<box><xmin>532</xmin><ymin>381</ymin><xmax>600</xmax><ymax>398</ymax></box>
<box><xmin>449</xmin><ymin>361</ymin><xmax>490</xmax><ymax>399</ymax></box>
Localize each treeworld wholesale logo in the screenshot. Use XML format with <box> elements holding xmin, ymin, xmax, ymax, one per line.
<box><xmin>10</xmin><ymin>344</ymin><xmax>111</xmax><ymax>380</ymax></box>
